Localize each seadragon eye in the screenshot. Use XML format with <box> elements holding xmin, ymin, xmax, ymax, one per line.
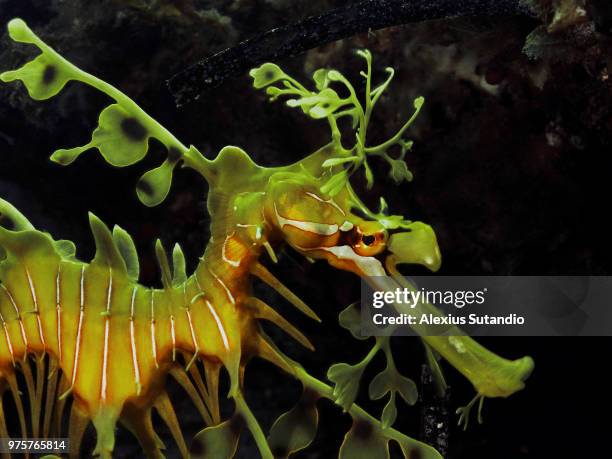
<box><xmin>352</xmin><ymin>229</ymin><xmax>387</xmax><ymax>256</ymax></box>
<box><xmin>362</xmin><ymin>234</ymin><xmax>375</xmax><ymax>246</ymax></box>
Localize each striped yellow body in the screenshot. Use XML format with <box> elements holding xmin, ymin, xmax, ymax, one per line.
<box><xmin>0</xmin><ymin>203</ymin><xmax>272</xmax><ymax>458</ymax></box>
<box><xmin>0</xmin><ymin>242</ymin><xmax>254</xmax><ymax>402</ymax></box>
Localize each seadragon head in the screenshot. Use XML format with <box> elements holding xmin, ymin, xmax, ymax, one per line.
<box><xmin>250</xmin><ymin>50</ymin><xmax>441</xmax><ymax>279</ymax></box>
<box><xmin>263</xmin><ymin>169</ymin><xmax>441</xmax><ymax>278</ymax></box>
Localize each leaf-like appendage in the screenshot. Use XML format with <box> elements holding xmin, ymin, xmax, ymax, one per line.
<box><xmin>339</xmin><ymin>421</ymin><xmax>389</xmax><ymax>459</ymax></box>
<box><xmin>155</xmin><ymin>239</ymin><xmax>173</xmax><ymax>289</ymax></box>
<box><xmin>327</xmin><ymin>363</ymin><xmax>365</xmax><ymax>411</ymax></box>
<box><xmin>268</xmin><ymin>390</ymin><xmax>319</xmax><ymax>458</ymax></box>
<box><xmin>91</xmin><ymin>104</ymin><xmax>151</xmax><ymax>165</ymax></box>
<box><xmin>388</xmin><ymin>159</ymin><xmax>413</xmax><ymax>183</ymax></box>
<box><xmin>320</xmin><ymin>170</ymin><xmax>348</xmax><ymax>197</ymax></box>
<box><xmin>190</xmin><ymin>418</ymin><xmax>241</xmax><ymax>459</ymax></box>
<box><xmin>172</xmin><ymin>243</ymin><xmax>187</xmax><ymax>285</ymax></box>
<box><xmin>88</xmin><ymin>212</ymin><xmax>127</xmax><ymax>274</ymax></box>
<box><xmin>364</xmin><ymin>162</ymin><xmax>374</xmax><ymax>189</ymax></box>
<box><xmin>51</xmin><ymin>104</ymin><xmax>151</xmax><ymax>167</ymax></box>
<box><xmin>368</xmin><ymin>369</ymin><xmax>394</xmax><ymax>401</ymax></box>
<box><xmin>368</xmin><ymin>342</ymin><xmax>418</xmax><ymax>429</ymax></box>
<box><xmin>249</xmin><ymin>63</ymin><xmax>289</xmax><ymax>89</ymax></box>
<box><xmin>338</xmin><ymin>302</ymin><xmax>368</xmax><ymax>341</ymax></box>
<box><xmin>381</xmin><ymin>395</ymin><xmax>397</xmax><ymax>430</ymax></box>
<box><xmin>112</xmin><ymin>226</ymin><xmax>139</xmax><ymax>281</ymax></box>
<box><xmin>286</xmin><ymin>88</ymin><xmax>345</xmax><ymax>119</ymax></box>
<box><xmin>136</xmin><ymin>159</ymin><xmax>178</xmax><ymax>207</ymax></box>
<box><xmin>6</xmin><ymin>18</ymin><xmax>36</xmax><ymax>43</ymax></box>
<box><xmin>0</xmin><ymin>20</ymin><xmax>72</xmax><ymax>100</ymax></box>
<box><xmin>249</xmin><ymin>50</ymin><xmax>424</xmax><ymax>193</ymax></box>
<box><xmin>321</xmin><ymin>156</ymin><xmax>359</xmax><ymax>168</ymax></box>
<box><xmin>0</xmin><ymin>197</ymin><xmax>34</xmax><ymax>231</ymax></box>
<box><xmin>312</xmin><ymin>68</ymin><xmax>331</xmax><ymax>91</ymax></box>
<box><xmin>2</xmin><ymin>19</ymin><xmax>188</xmax><ymax>208</ymax></box>
<box><xmin>395</xmin><ymin>374</ymin><xmax>418</xmax><ymax>406</ymax></box>
<box><xmin>369</xmin><ymin>365</ymin><xmax>418</xmax><ymax>405</ymax></box>
<box><xmin>0</xmin><ymin>53</ymin><xmax>71</xmax><ymax>100</ymax></box>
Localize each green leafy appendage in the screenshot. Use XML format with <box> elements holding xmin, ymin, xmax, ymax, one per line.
<box><xmin>249</xmin><ymin>50</ymin><xmax>424</xmax><ymax>196</ymax></box>
<box><xmin>1</xmin><ymin>18</ymin><xmax>188</xmax><ymax>207</ymax></box>
<box><xmin>328</xmin><ymin>304</ymin><xmax>419</xmax><ymax>430</ymax></box>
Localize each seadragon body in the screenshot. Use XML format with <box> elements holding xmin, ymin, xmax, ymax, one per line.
<box><xmin>0</xmin><ymin>18</ymin><xmax>534</xmax><ymax>459</ymax></box>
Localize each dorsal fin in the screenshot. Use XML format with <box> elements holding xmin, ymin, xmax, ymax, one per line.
<box><xmin>155</xmin><ymin>240</ymin><xmax>173</xmax><ymax>289</ymax></box>
<box><xmin>112</xmin><ymin>225</ymin><xmax>140</xmax><ymax>281</ymax></box>
<box><xmin>88</xmin><ymin>212</ymin><xmax>127</xmax><ymax>274</ymax></box>
<box><xmin>172</xmin><ymin>243</ymin><xmax>187</xmax><ymax>285</ymax></box>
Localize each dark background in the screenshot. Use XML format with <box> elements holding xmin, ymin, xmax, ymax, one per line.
<box><xmin>1</xmin><ymin>1</ymin><xmax>610</xmax><ymax>458</ymax></box>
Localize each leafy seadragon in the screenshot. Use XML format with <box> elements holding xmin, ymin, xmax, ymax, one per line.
<box><xmin>0</xmin><ymin>19</ymin><xmax>534</xmax><ymax>459</ymax></box>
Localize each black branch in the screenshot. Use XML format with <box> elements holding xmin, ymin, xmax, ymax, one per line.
<box><xmin>420</xmin><ymin>365</ymin><xmax>451</xmax><ymax>458</ymax></box>
<box><xmin>167</xmin><ymin>0</ymin><xmax>529</xmax><ymax>107</ymax></box>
